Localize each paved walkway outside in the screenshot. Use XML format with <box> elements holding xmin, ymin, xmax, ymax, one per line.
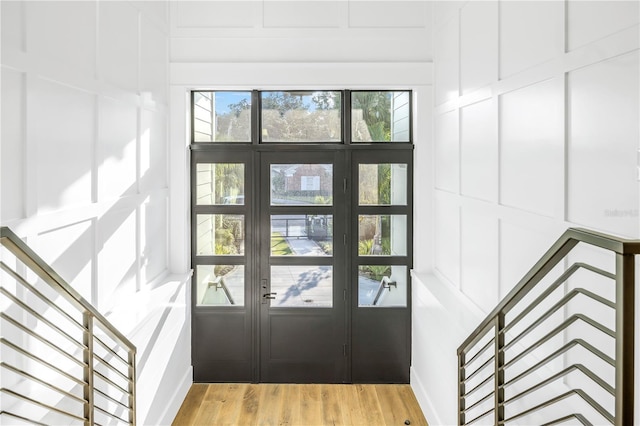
<box><xmin>202</xmin><ymin>232</ymin><xmax>380</xmax><ymax>307</ymax></box>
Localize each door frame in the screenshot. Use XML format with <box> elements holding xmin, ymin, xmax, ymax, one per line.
<box><xmin>189</xmin><ymin>89</ymin><xmax>414</xmax><ymax>383</ymax></box>
<box><xmin>257</xmin><ymin>150</ymin><xmax>348</xmax><ymax>383</ymax></box>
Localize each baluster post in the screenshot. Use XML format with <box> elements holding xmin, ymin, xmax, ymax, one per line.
<box><xmin>495</xmin><ymin>313</ymin><xmax>505</xmax><ymax>426</ymax></box>
<box><xmin>615</xmin><ymin>253</ymin><xmax>635</xmax><ymax>426</ymax></box>
<box><xmin>458</xmin><ymin>350</ymin><xmax>466</xmax><ymax>426</ymax></box>
<box><xmin>83</xmin><ymin>312</ymin><xmax>94</xmax><ymax>426</ymax></box>
<box><xmin>129</xmin><ymin>349</ymin><xmax>137</xmax><ymax>425</ymax></box>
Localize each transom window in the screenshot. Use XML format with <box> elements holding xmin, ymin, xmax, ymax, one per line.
<box><xmin>191</xmin><ymin>90</ymin><xmax>412</xmax><ymax>144</ymax></box>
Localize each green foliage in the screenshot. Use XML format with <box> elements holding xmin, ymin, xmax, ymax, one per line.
<box><xmin>215</xmin><ymin>97</ymin><xmax>252</xmax><ymax>141</ymax></box>
<box><xmin>215</xmin><ymin>228</ymin><xmax>236</xmax><ymax>255</ymax></box>
<box><xmin>318</xmin><ymin>241</ymin><xmax>333</xmax><ymax>255</ymax></box>
<box><xmin>367</xmin><ymin>121</ymin><xmax>387</xmax><ymax>142</ymax></box>
<box><xmin>214</xmin><ymin>164</ymin><xmax>244</xmax><ymax>204</ymax></box>
<box><xmin>215</xmin><ymin>216</ymin><xmax>244</xmax><ymax>255</ymax></box>
<box><xmin>359</xmin><ymin>239</ymin><xmax>374</xmax><ymax>255</ymax></box>
<box><xmin>262</xmin><ymin>92</ymin><xmax>307</xmax><ymax>117</ymax></box>
<box><xmin>378</xmin><ymin>164</ymin><xmax>391</xmax><ymax>205</ymax></box>
<box><xmin>367</xmin><ymin>265</ymin><xmax>391</xmax><ymax>281</ymax></box>
<box><xmin>272</xmin><ymin>191</ymin><xmax>332</xmax><ymax>205</ymax></box>
<box><xmin>313</xmin><ymin>195</ymin><xmax>330</xmax><ymax>204</ymax></box>
<box><xmin>271</xmin><ymin>232</ymin><xmax>292</xmax><ymax>255</ymax></box>
<box><xmin>214</xmin><ymin>243</ymin><xmax>236</xmax><ymax>255</ymax></box>
<box><xmin>227</xmin><ymin>98</ymin><xmax>251</xmax><ymax>117</ymax></box>
<box><xmin>358</xmin><ymin>164</ymin><xmax>391</xmax><ymax>205</ymax></box>
<box><xmin>381</xmin><ymin>238</ymin><xmax>391</xmax><ymax>256</ymax></box>
<box><xmin>311</xmin><ymin>92</ymin><xmax>341</xmax><ymax>110</ymax></box>
<box><xmin>352</xmin><ymin>92</ymin><xmax>392</xmax><ymax>141</ymax></box>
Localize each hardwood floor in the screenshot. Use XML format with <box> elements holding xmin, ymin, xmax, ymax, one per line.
<box><xmin>172</xmin><ymin>384</ymin><xmax>428</xmax><ymax>426</ymax></box>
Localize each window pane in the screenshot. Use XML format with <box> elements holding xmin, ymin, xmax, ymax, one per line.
<box><xmin>261</xmin><ymin>91</ymin><xmax>342</xmax><ymax>142</ymax></box>
<box><xmin>358</xmin><ymin>215</ymin><xmax>407</xmax><ymax>256</ymax></box>
<box><xmin>271</xmin><ymin>215</ymin><xmax>333</xmax><ymax>256</ymax></box>
<box><xmin>193</xmin><ymin>91</ymin><xmax>251</xmax><ymax>142</ymax></box>
<box><xmin>270</xmin><ymin>265</ymin><xmax>332</xmax><ymax>307</ymax></box>
<box><xmin>351</xmin><ymin>91</ymin><xmax>410</xmax><ymax>142</ymax></box>
<box><xmin>358</xmin><ymin>265</ymin><xmax>407</xmax><ymax>307</ymax></box>
<box><xmin>196</xmin><ymin>163</ymin><xmax>244</xmax><ymax>205</ymax></box>
<box><xmin>359</xmin><ymin>163</ymin><xmax>407</xmax><ymax>205</ymax></box>
<box><xmin>196</xmin><ymin>214</ymin><xmax>245</xmax><ymax>255</ymax></box>
<box><xmin>271</xmin><ymin>164</ymin><xmax>333</xmax><ymax>205</ymax></box>
<box><xmin>196</xmin><ymin>265</ymin><xmax>244</xmax><ymax>306</ymax></box>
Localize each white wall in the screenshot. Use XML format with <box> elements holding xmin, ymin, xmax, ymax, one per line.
<box><xmin>170</xmin><ymin>0</ymin><xmax>436</xmax><ymax>420</ymax></box>
<box><xmin>170</xmin><ymin>0</ymin><xmax>432</xmax><ymax>64</ymax></box>
<box><xmin>0</xmin><ymin>1</ymin><xmax>191</xmax><ymax>424</ymax></box>
<box><xmin>432</xmin><ymin>0</ymin><xmax>639</xmax><ymax>307</ymax></box>
<box><xmin>412</xmin><ymin>1</ymin><xmax>640</xmax><ymax>424</ymax></box>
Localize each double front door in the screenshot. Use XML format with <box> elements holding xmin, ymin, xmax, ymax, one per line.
<box><xmin>191</xmin><ymin>147</ymin><xmax>412</xmax><ymax>383</ymax></box>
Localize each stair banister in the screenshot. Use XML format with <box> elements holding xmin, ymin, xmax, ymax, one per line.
<box><xmin>1</xmin><ymin>226</ymin><xmax>137</xmax><ymax>425</ymax></box>
<box><xmin>457</xmin><ymin>227</ymin><xmax>637</xmax><ymax>426</ymax></box>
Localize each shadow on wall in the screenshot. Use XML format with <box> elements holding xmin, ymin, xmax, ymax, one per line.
<box><xmin>24</xmin><ymin>159</ymin><xmax>167</xmax><ymax>312</ymax></box>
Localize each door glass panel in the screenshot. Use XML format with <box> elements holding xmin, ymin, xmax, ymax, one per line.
<box><xmin>351</xmin><ymin>91</ymin><xmax>410</xmax><ymax>143</ymax></box>
<box><xmin>196</xmin><ymin>163</ymin><xmax>245</xmax><ymax>205</ymax></box>
<box><xmin>196</xmin><ymin>214</ymin><xmax>245</xmax><ymax>255</ymax></box>
<box><xmin>196</xmin><ymin>265</ymin><xmax>244</xmax><ymax>306</ymax></box>
<box><xmin>270</xmin><ymin>265</ymin><xmax>333</xmax><ymax>308</ymax></box>
<box><xmin>359</xmin><ymin>163</ymin><xmax>407</xmax><ymax>206</ymax></box>
<box><xmin>358</xmin><ymin>265</ymin><xmax>407</xmax><ymax>307</ymax></box>
<box><xmin>271</xmin><ymin>215</ymin><xmax>333</xmax><ymax>256</ymax></box>
<box><xmin>261</xmin><ymin>91</ymin><xmax>342</xmax><ymax>142</ymax></box>
<box><xmin>193</xmin><ymin>91</ymin><xmax>252</xmax><ymax>142</ymax></box>
<box><xmin>271</xmin><ymin>164</ymin><xmax>333</xmax><ymax>205</ymax></box>
<box><xmin>358</xmin><ymin>215</ymin><xmax>407</xmax><ymax>256</ymax></box>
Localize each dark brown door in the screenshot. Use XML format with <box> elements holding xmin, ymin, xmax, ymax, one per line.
<box><xmin>258</xmin><ymin>151</ymin><xmax>348</xmax><ymax>383</ymax></box>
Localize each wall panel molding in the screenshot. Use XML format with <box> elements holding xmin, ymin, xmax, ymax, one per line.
<box><xmin>435</xmin><ymin>22</ymin><xmax>639</xmax><ymax>115</ymax></box>
<box><xmin>170</xmin><ymin>61</ymin><xmax>433</xmax><ymax>87</ymax></box>
<box><xmin>169</xmin><ymin>1</ymin><xmax>433</xmax><ymax>63</ymax></box>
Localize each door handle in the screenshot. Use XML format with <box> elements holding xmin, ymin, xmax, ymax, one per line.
<box><xmin>261</xmin><ymin>279</ymin><xmax>276</xmax><ymax>304</ymax></box>
<box><xmin>261</xmin><ymin>292</ymin><xmax>277</xmax><ymax>304</ymax></box>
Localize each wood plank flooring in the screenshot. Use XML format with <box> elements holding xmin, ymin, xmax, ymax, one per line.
<box><xmin>172</xmin><ymin>384</ymin><xmax>428</xmax><ymax>426</ymax></box>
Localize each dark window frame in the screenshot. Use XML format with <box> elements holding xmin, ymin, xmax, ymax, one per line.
<box><xmin>189</xmin><ymin>88</ymin><xmax>415</xmax><ymax>384</ymax></box>
<box><xmin>190</xmin><ymin>89</ymin><xmax>413</xmax><ymax>146</ymax></box>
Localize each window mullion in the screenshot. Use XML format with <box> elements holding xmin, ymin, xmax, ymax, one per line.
<box><xmin>252</xmin><ymin>90</ymin><xmax>260</xmax><ymax>145</ymax></box>
<box><xmin>344</xmin><ymin>90</ymin><xmax>352</xmax><ymax>145</ymax></box>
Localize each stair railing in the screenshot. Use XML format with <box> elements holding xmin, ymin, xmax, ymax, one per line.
<box><xmin>457</xmin><ymin>228</ymin><xmax>636</xmax><ymax>426</ymax></box>
<box><xmin>0</xmin><ymin>226</ymin><xmax>136</xmax><ymax>425</ymax></box>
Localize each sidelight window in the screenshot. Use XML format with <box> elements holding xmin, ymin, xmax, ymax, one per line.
<box><xmin>195</xmin><ymin>163</ymin><xmax>245</xmax><ymax>205</ymax></box>
<box><xmin>192</xmin><ymin>157</ymin><xmax>250</xmax><ymax>307</ymax></box>
<box><xmin>196</xmin><ymin>265</ymin><xmax>245</xmax><ymax>306</ymax></box>
<box><xmin>354</xmin><ymin>152</ymin><xmax>412</xmax><ymax>309</ymax></box>
<box><xmin>358</xmin><ymin>163</ymin><xmax>408</xmax><ymax>206</ymax></box>
<box><xmin>358</xmin><ymin>265</ymin><xmax>407</xmax><ymax>307</ymax></box>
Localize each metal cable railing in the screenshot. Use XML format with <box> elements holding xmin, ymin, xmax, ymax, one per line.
<box><xmin>0</xmin><ymin>226</ymin><xmax>136</xmax><ymax>425</ymax></box>
<box><xmin>457</xmin><ymin>228</ymin><xmax>637</xmax><ymax>426</ymax></box>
